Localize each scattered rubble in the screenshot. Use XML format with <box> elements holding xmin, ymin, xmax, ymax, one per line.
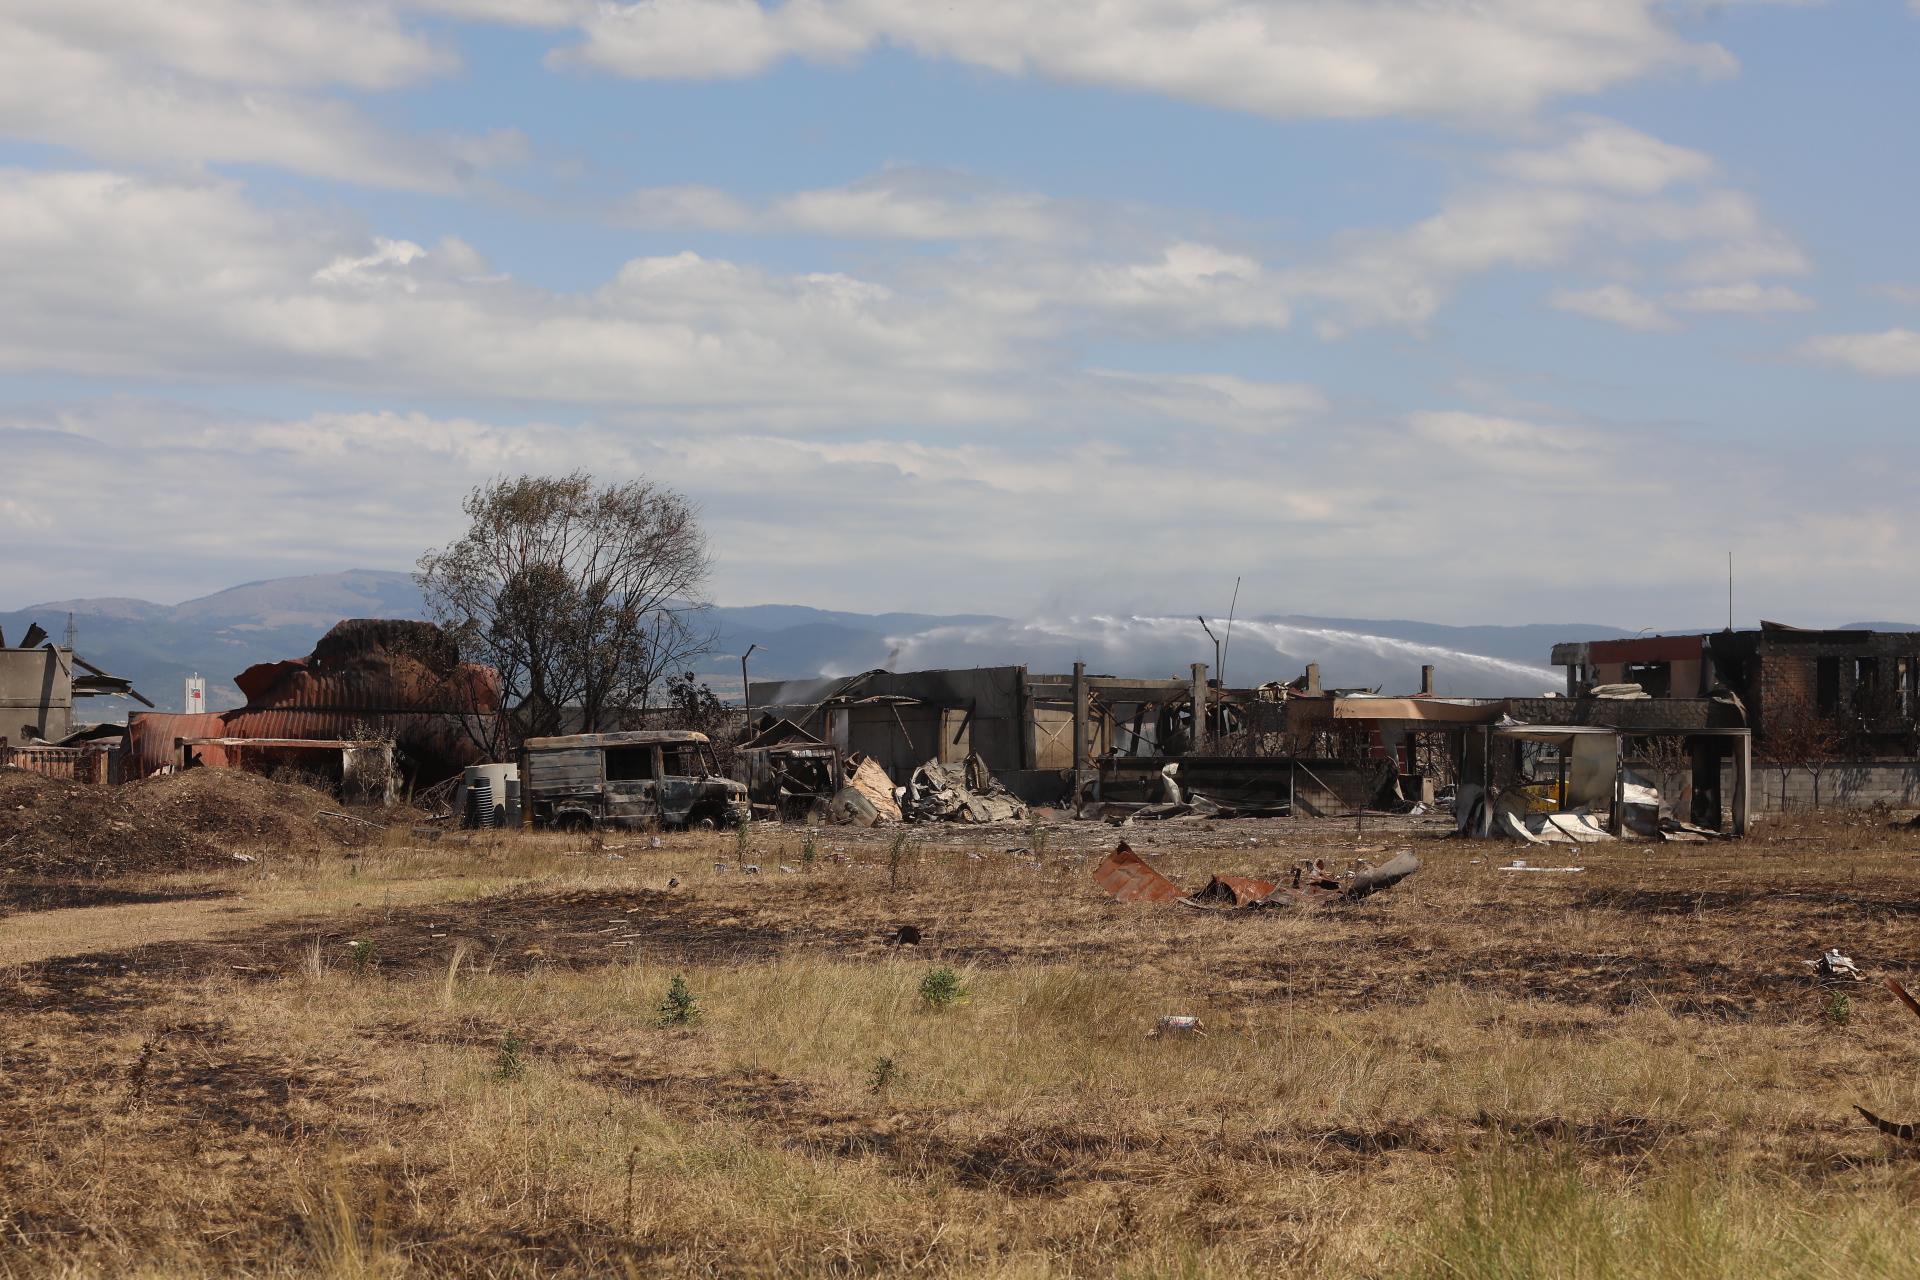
<box><xmin>1807</xmin><ymin>948</ymin><xmax>1862</xmax><ymax>981</ymax></box>
<box><xmin>1092</xmin><ymin>841</ymin><xmax>1418</xmax><ymax>909</ymax></box>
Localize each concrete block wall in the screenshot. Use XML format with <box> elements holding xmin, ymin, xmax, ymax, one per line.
<box><xmin>1747</xmin><ymin>759</ymin><xmax>1920</xmax><ymax>811</ymax></box>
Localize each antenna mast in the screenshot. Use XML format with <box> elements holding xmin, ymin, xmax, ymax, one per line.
<box><xmin>1727</xmin><ymin>552</ymin><xmax>1733</xmax><ymax>632</ymax></box>
<box><xmin>1221</xmin><ymin>576</ymin><xmax>1240</xmax><ymax>689</ymax></box>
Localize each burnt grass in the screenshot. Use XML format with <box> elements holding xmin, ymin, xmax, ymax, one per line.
<box><xmin>9</xmin><ymin>808</ymin><xmax>1920</xmax><ymax>1274</ymax></box>
<box><xmin>14</xmin><ymin>813</ymin><xmax>1920</xmax><ymax>1017</ymax></box>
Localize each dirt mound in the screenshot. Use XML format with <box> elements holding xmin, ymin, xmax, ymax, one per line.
<box><xmin>0</xmin><ymin>767</ymin><xmax>392</xmax><ymax>877</ymax></box>
<box><xmin>127</xmin><ymin>769</ymin><xmax>352</xmax><ymax>851</ymax></box>
<box><xmin>0</xmin><ymin>770</ymin><xmax>222</xmax><ymax>876</ymax></box>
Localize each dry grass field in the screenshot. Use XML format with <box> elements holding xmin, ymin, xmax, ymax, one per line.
<box><xmin>8</xmin><ymin>798</ymin><xmax>1920</xmax><ymax>1278</ymax></box>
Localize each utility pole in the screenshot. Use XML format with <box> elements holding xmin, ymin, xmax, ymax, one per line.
<box><xmin>740</xmin><ymin>644</ymin><xmax>765</xmax><ymax>724</ymax></box>
<box><xmin>1197</xmin><ymin>616</ymin><xmax>1221</xmax><ymax>681</ymax></box>
<box><xmin>1221</xmin><ymin>577</ymin><xmax>1239</xmax><ymax>688</ymax></box>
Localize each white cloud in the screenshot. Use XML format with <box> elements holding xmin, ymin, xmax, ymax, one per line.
<box><xmin>1406</xmin><ymin>409</ymin><xmax>1591</xmax><ymax>453</ymax></box>
<box><xmin>611</xmin><ymin>169</ymin><xmax>1098</xmax><ymax>244</ymax></box>
<box><xmin>0</xmin><ymin>167</ymin><xmax>1317</xmax><ymax>416</ymax></box>
<box><xmin>550</xmin><ymin>0</ymin><xmax>1739</xmax><ymax>124</ymax></box>
<box><xmin>1865</xmin><ymin>282</ymin><xmax>1920</xmax><ymax>304</ymax></box>
<box><xmin>1493</xmin><ymin>119</ymin><xmax>1718</xmax><ymax>193</ymax></box>
<box><xmin>1092</xmin><ymin>371</ymin><xmax>1328</xmax><ymax>433</ymax></box>
<box><xmin>1795</xmin><ymin>329</ymin><xmax>1920</xmax><ymax>377</ymax></box>
<box><xmin>9</xmin><ymin>396</ymin><xmax>1916</xmax><ymax>637</ymax></box>
<box><xmin>1272</xmin><ymin>121</ymin><xmax>1813</xmax><ymax>337</ymax></box>
<box><xmin>1549</xmin><ymin>285</ymin><xmax>1680</xmax><ymax>331</ymax></box>
<box><xmin>600</xmin><ymin>125</ymin><xmax>1807</xmax><ymax>344</ymax></box>
<box><xmin>1287</xmin><ymin>133</ymin><xmax>1806</xmax><ymax>334</ymax></box>
<box><xmin>1550</xmin><ymin>281</ymin><xmax>1814</xmax><ymax>331</ymax></box>
<box><xmin>0</xmin><ymin>140</ymin><xmax>1812</xmax><ymax>422</ymax></box>
<box><xmin>0</xmin><ymin>0</ymin><xmax>525</xmax><ymax>189</ymax></box>
<box><xmin>1666</xmin><ymin>282</ymin><xmax>1815</xmax><ymax>314</ymax></box>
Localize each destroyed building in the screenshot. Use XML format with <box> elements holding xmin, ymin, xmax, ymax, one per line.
<box><xmin>748</xmin><ymin>662</ymin><xmax>1462</xmax><ymax>817</ymax></box>
<box><xmin>1554</xmin><ymin>624</ymin><xmax>1920</xmax><ymax>809</ymax></box>
<box><xmin>0</xmin><ymin>620</ymin><xmax>152</xmax><ymax>782</ymax></box>
<box><xmin>747</xmin><ymin>665</ymin><xmax>1242</xmax><ymax>804</ymax></box>
<box><xmin>127</xmin><ymin>619</ymin><xmax>499</xmax><ymax>791</ymax></box>
<box><xmin>0</xmin><ymin>621</ymin><xmax>151</xmax><ymax>746</ymax></box>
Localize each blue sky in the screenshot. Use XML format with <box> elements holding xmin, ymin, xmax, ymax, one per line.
<box><xmin>3</xmin><ymin>0</ymin><xmax>1918</xmax><ymax>631</ymax></box>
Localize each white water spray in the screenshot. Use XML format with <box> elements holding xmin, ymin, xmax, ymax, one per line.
<box><xmin>856</xmin><ymin>614</ymin><xmax>1559</xmax><ymax>697</ymax></box>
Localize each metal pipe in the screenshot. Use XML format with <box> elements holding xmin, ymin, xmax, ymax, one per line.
<box><xmin>1072</xmin><ymin>661</ymin><xmax>1089</xmax><ymax>775</ymax></box>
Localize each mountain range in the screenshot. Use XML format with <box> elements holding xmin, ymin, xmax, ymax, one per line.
<box><xmin>11</xmin><ymin>569</ymin><xmax>1906</xmax><ymax>719</ymax></box>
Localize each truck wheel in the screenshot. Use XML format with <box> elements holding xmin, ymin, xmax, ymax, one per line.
<box><xmin>694</xmin><ymin>816</ymin><xmax>717</xmax><ymax>832</ymax></box>
<box><xmin>558</xmin><ymin>813</ymin><xmax>592</xmax><ymax>834</ymax></box>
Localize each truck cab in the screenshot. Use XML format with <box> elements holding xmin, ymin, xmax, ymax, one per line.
<box><xmin>523</xmin><ymin>730</ymin><xmax>748</xmax><ymax>831</ymax></box>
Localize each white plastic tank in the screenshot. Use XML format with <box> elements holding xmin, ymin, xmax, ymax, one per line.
<box><xmin>453</xmin><ymin>763</ymin><xmax>521</xmax><ymax>829</ymax></box>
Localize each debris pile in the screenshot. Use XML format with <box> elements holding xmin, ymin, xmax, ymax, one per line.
<box><xmin>826</xmin><ymin>752</ymin><xmax>902</xmax><ymax>826</ymax></box>
<box><xmin>1807</xmin><ymin>948</ymin><xmax>1862</xmax><ymax>981</ymax></box>
<box><xmin>825</xmin><ymin>751</ymin><xmax>1030</xmax><ymax>826</ymax></box>
<box><xmin>1092</xmin><ymin>841</ymin><xmax>1418</xmax><ymax>910</ymax></box>
<box><xmin>1086</xmin><ymin>762</ymin><xmax>1289</xmax><ymax>824</ymax></box>
<box><xmin>903</xmin><ymin>754</ymin><xmax>1027</xmax><ymax>824</ymax></box>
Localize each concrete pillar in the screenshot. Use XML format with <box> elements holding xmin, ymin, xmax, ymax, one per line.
<box><xmin>1305</xmin><ymin>663</ymin><xmax>1321</xmax><ymax>695</ymax></box>
<box><xmin>1190</xmin><ymin>663</ymin><xmax>1209</xmax><ymax>754</ymax></box>
<box><xmin>1420</xmin><ymin>665</ymin><xmax>1434</xmax><ymax>695</ymax></box>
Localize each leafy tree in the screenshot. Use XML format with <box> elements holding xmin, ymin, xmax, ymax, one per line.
<box><xmin>416</xmin><ymin>472</ymin><xmax>714</xmax><ymax>750</ymax></box>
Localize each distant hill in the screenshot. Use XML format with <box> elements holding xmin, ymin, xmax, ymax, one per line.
<box><xmin>1</xmin><ymin>572</ymin><xmax>1010</xmax><ymax>716</ymax></box>
<box><xmin>7</xmin><ymin>568</ymin><xmax>1730</xmax><ymax>716</ymax></box>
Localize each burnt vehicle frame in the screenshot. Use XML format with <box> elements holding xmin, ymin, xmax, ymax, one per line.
<box><xmin>523</xmin><ymin>730</ymin><xmax>748</xmax><ymax>832</ymax></box>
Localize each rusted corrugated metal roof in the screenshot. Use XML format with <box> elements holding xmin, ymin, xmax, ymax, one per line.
<box><xmin>125</xmin><ymin>620</ymin><xmax>500</xmax><ymax>783</ymax></box>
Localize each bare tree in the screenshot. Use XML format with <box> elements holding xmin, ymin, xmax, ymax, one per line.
<box><xmin>1760</xmin><ymin>694</ymin><xmax>1845</xmax><ymax>810</ymax></box>
<box><xmin>416</xmin><ymin>473</ymin><xmax>715</xmax><ymax>748</ymax></box>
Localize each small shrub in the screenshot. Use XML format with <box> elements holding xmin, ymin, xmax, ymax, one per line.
<box><xmin>1029</xmin><ymin>813</ymin><xmax>1051</xmax><ymax>860</ymax></box>
<box><xmin>919</xmin><ymin>967</ymin><xmax>968</xmax><ymax>1010</ymax></box>
<box><xmin>800</xmin><ymin>828</ymin><xmax>818</xmax><ymax>870</ymax></box>
<box><xmin>348</xmin><ymin>934</ymin><xmax>375</xmax><ymax>972</ymax></box>
<box><xmin>1824</xmin><ymin>991</ymin><xmax>1853</xmax><ymax>1025</ymax></box>
<box><xmin>868</xmin><ymin>1056</ymin><xmax>901</xmax><ymax>1094</ymax></box>
<box><xmin>495</xmin><ymin>1030</ymin><xmax>528</xmax><ymax>1081</ymax></box>
<box><xmin>888</xmin><ymin>830</ymin><xmax>910</xmax><ymax>889</ymax></box>
<box><xmin>735</xmin><ymin>816</ymin><xmax>751</xmax><ymax>858</ymax></box>
<box><xmin>658</xmin><ymin>975</ymin><xmax>700</xmax><ymax>1025</ymax></box>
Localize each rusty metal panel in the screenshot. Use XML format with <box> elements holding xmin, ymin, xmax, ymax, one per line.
<box><xmin>1092</xmin><ymin>841</ymin><xmax>1187</xmax><ymax>903</ymax></box>
<box><xmin>0</xmin><ymin>744</ymin><xmax>117</xmax><ymax>784</ymax></box>
<box><xmin>1188</xmin><ymin>874</ymin><xmax>1276</xmax><ymax>906</ymax></box>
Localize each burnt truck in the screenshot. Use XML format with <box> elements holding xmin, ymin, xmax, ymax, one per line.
<box><xmin>523</xmin><ymin>730</ymin><xmax>748</xmax><ymax>831</ymax></box>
